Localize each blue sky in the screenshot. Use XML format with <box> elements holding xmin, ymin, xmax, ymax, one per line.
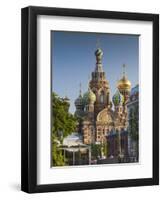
<box><xmin>51</xmin><ymin>31</ymin><xmax>139</xmax><ymax>113</ymax></box>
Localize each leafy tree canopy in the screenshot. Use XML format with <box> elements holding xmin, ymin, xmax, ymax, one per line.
<box><xmin>51</xmin><ymin>92</ymin><xmax>77</xmax><ymax>166</ymax></box>
<box><xmin>52</xmin><ymin>92</ymin><xmax>77</xmax><ymax>141</ymax></box>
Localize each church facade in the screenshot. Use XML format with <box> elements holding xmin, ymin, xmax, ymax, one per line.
<box><xmin>74</xmin><ymin>48</ymin><xmax>132</xmax><ymax>157</ymax></box>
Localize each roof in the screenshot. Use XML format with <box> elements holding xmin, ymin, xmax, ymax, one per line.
<box><xmin>130</xmin><ymin>84</ymin><xmax>139</xmax><ymax>96</ymax></box>
<box><xmin>63</xmin><ymin>132</ymin><xmax>83</xmax><ymax>146</ymax></box>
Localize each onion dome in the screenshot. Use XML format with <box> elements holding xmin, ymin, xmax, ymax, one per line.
<box><xmin>117</xmin><ymin>64</ymin><xmax>131</xmax><ymax>93</ymax></box>
<box><xmin>130</xmin><ymin>84</ymin><xmax>139</xmax><ymax>96</ymax></box>
<box><xmin>94</xmin><ymin>48</ymin><xmax>104</xmax><ymax>72</ymax></box>
<box><xmin>83</xmin><ymin>88</ymin><xmax>96</xmax><ymax>104</ymax></box>
<box><xmin>112</xmin><ymin>90</ymin><xmax>124</xmax><ymax>106</ymax></box>
<box><xmin>75</xmin><ymin>83</ymin><xmax>84</xmax><ymax>108</ymax></box>
<box><xmin>129</xmin><ymin>84</ymin><xmax>139</xmax><ymax>102</ymax></box>
<box><xmin>117</xmin><ymin>76</ymin><xmax>131</xmax><ymax>92</ymax></box>
<box><xmin>74</xmin><ymin>94</ymin><xmax>84</xmax><ymax>107</ymax></box>
<box><xmin>95</xmin><ymin>48</ymin><xmax>103</xmax><ymax>64</ymax></box>
<box><xmin>95</xmin><ymin>48</ymin><xmax>103</xmax><ymax>57</ymax></box>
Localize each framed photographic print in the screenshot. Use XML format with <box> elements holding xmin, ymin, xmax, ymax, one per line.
<box><xmin>21</xmin><ymin>6</ymin><xmax>159</xmax><ymax>193</ymax></box>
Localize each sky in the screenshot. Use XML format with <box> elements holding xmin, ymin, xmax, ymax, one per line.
<box><xmin>51</xmin><ymin>31</ymin><xmax>139</xmax><ymax>114</ymax></box>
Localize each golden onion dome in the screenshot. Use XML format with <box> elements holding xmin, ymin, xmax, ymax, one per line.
<box><xmin>83</xmin><ymin>88</ymin><xmax>96</xmax><ymax>104</ymax></box>
<box><xmin>117</xmin><ymin>64</ymin><xmax>131</xmax><ymax>92</ymax></box>
<box><xmin>117</xmin><ymin>76</ymin><xmax>131</xmax><ymax>92</ymax></box>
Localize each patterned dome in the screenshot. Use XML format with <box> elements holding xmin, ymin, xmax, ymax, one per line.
<box><xmin>83</xmin><ymin>88</ymin><xmax>96</xmax><ymax>104</ymax></box>
<box><xmin>112</xmin><ymin>90</ymin><xmax>124</xmax><ymax>106</ymax></box>
<box><xmin>95</xmin><ymin>48</ymin><xmax>103</xmax><ymax>57</ymax></box>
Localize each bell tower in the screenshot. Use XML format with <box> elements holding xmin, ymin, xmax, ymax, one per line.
<box><xmin>89</xmin><ymin>48</ymin><xmax>110</xmax><ymax>116</ymax></box>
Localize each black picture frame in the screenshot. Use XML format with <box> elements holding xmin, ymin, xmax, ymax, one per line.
<box><xmin>21</xmin><ymin>6</ymin><xmax>159</xmax><ymax>193</ymax></box>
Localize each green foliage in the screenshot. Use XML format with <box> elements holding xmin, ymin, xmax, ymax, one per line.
<box><xmin>51</xmin><ymin>92</ymin><xmax>77</xmax><ymax>166</ymax></box>
<box><xmin>91</xmin><ymin>144</ymin><xmax>101</xmax><ymax>159</ymax></box>
<box><xmin>52</xmin><ymin>143</ymin><xmax>65</xmax><ymax>166</ymax></box>
<box><xmin>102</xmin><ymin>142</ymin><xmax>108</xmax><ymax>157</ymax></box>
<box><xmin>91</xmin><ymin>143</ymin><xmax>108</xmax><ymax>159</ymax></box>
<box><xmin>52</xmin><ymin>92</ymin><xmax>77</xmax><ymax>140</ymax></box>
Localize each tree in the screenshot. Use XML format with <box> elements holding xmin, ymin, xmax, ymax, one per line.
<box><xmin>52</xmin><ymin>143</ymin><xmax>65</xmax><ymax>166</ymax></box>
<box><xmin>91</xmin><ymin>144</ymin><xmax>101</xmax><ymax>159</ymax></box>
<box><xmin>52</xmin><ymin>92</ymin><xmax>77</xmax><ymax>166</ymax></box>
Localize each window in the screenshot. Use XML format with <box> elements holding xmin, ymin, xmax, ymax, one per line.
<box><xmin>100</xmin><ymin>91</ymin><xmax>104</xmax><ymax>103</ymax></box>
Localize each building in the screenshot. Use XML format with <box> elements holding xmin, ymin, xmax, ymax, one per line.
<box><xmin>74</xmin><ymin>48</ymin><xmax>132</xmax><ymax>159</ymax></box>
<box><xmin>126</xmin><ymin>84</ymin><xmax>139</xmax><ymax>161</ymax></box>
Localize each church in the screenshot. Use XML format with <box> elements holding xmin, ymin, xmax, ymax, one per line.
<box><xmin>74</xmin><ymin>47</ymin><xmax>132</xmax><ymax>158</ymax></box>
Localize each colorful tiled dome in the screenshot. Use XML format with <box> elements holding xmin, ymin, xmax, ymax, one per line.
<box><xmin>112</xmin><ymin>90</ymin><xmax>124</xmax><ymax>106</ymax></box>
